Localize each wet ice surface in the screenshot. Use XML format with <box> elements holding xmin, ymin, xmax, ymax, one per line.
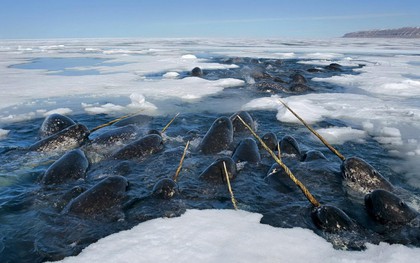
<box><xmin>0</xmin><ymin>38</ymin><xmax>420</xmax><ymax>262</ymax></box>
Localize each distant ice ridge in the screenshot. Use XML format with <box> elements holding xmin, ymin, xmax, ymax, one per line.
<box><xmin>55</xmin><ymin>209</ymin><xmax>420</xmax><ymax>263</ymax></box>
<box><xmin>343</xmin><ymin>27</ymin><xmax>420</xmax><ymax>38</ymax></box>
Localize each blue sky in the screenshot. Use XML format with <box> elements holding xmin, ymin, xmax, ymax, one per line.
<box><xmin>0</xmin><ymin>0</ymin><xmax>419</xmax><ymax>39</ymax></box>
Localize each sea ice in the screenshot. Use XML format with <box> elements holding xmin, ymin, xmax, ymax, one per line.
<box><xmin>314</xmin><ymin>127</ymin><xmax>367</xmax><ymax>145</ymax></box>
<box><xmin>55</xmin><ymin>209</ymin><xmax>420</xmax><ymax>263</ymax></box>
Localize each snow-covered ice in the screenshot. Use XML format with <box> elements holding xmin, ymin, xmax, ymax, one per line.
<box><xmin>55</xmin><ymin>209</ymin><xmax>420</xmax><ymax>263</ymax></box>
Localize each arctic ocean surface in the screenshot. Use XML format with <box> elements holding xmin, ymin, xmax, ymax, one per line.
<box><xmin>0</xmin><ymin>38</ymin><xmax>420</xmax><ymax>262</ymax></box>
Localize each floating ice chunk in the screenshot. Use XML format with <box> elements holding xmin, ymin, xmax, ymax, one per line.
<box><xmin>0</xmin><ymin>129</ymin><xmax>9</xmax><ymax>139</ymax></box>
<box><xmin>363</xmin><ymin>123</ymin><xmax>404</xmax><ymax>146</ymax></box>
<box><xmin>374</xmin><ymin>136</ymin><xmax>404</xmax><ymax>147</ymax></box>
<box><xmin>43</xmin><ymin>108</ymin><xmax>73</xmax><ymax>117</ymax></box>
<box><xmin>129</xmin><ymin>93</ymin><xmax>145</xmax><ymax>105</ymax></box>
<box><xmin>242</xmin><ymin>95</ymin><xmax>281</xmax><ymax>111</ymax></box>
<box><xmin>181</xmin><ymin>54</ymin><xmax>197</xmax><ymax>59</ymax></box>
<box><xmin>379</xmin><ymin>127</ymin><xmax>401</xmax><ymax>138</ymax></box>
<box><xmin>277</xmin><ymin>99</ymin><xmax>328</xmax><ymax>124</ymax></box>
<box><xmin>242</xmin><ymin>96</ymin><xmax>328</xmax><ymax>124</ymax></box>
<box><xmin>0</xmin><ymin>112</ymin><xmax>37</xmax><ymax>123</ymax></box>
<box><xmin>163</xmin><ymin>72</ymin><xmax>180</xmax><ymax>79</ymax></box>
<box><xmin>127</xmin><ymin>93</ymin><xmax>157</xmax><ymax>111</ymax></box>
<box><xmin>82</xmin><ymin>103</ymin><xmax>125</xmax><ymax>114</ymax></box>
<box><xmin>362</xmin><ymin>121</ymin><xmax>375</xmax><ymax>133</ymax></box>
<box><xmin>315</xmin><ymin>127</ymin><xmax>367</xmax><ymax>145</ymax></box>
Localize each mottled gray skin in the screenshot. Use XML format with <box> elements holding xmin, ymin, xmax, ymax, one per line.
<box><xmin>250</xmin><ymin>68</ymin><xmax>271</xmax><ymax>80</ymax></box>
<box><xmin>54</xmin><ymin>186</ymin><xmax>86</xmax><ymax>210</ymax></box>
<box><xmin>113</xmin><ymin>114</ymin><xmax>153</xmax><ymax>127</ymax></box>
<box><xmin>191</xmin><ymin>67</ymin><xmax>203</xmax><ymax>77</ymax></box>
<box><xmin>325</xmin><ymin>63</ymin><xmax>342</xmax><ymax>71</ymax></box>
<box><xmin>301</xmin><ymin>150</ymin><xmax>327</xmax><ymax>162</ymax></box>
<box><xmin>290</xmin><ymin>73</ymin><xmax>307</xmax><ymax>84</ymax></box>
<box><xmin>29</xmin><ymin>124</ymin><xmax>90</xmax><ymax>152</ymax></box>
<box><xmin>232</xmin><ymin>138</ymin><xmax>261</xmax><ymax>163</ymax></box>
<box><xmin>365</xmin><ymin>189</ymin><xmax>418</xmax><ymax>225</ymax></box>
<box><xmin>199</xmin><ymin>157</ymin><xmax>237</xmax><ymax>184</ymax></box>
<box><xmin>152</xmin><ymin>178</ymin><xmax>178</xmax><ymax>199</ymax></box>
<box><xmin>311</xmin><ymin>205</ymin><xmax>358</xmax><ymax>233</ymax></box>
<box><xmin>84</xmin><ymin>125</ymin><xmax>139</xmax><ymax>163</ymax></box>
<box><xmin>341</xmin><ymin>157</ymin><xmax>393</xmax><ymax>195</ymax></box>
<box><xmin>147</xmin><ymin>129</ymin><xmax>162</xmax><ymax>137</ymax></box>
<box><xmin>280</xmin><ymin>135</ymin><xmax>301</xmax><ymax>157</ymax></box>
<box><xmin>199</xmin><ymin>117</ymin><xmax>233</xmax><ymax>155</ymax></box>
<box><xmin>260</xmin><ymin>132</ymin><xmax>278</xmax><ymax>151</ymax></box>
<box><xmin>64</xmin><ymin>176</ymin><xmax>128</xmax><ymax>216</ymax></box>
<box><xmin>289</xmin><ymin>83</ymin><xmax>313</xmax><ymax>93</ymax></box>
<box><xmin>41</xmin><ymin>149</ymin><xmax>89</xmax><ymax>185</ymax></box>
<box><xmin>256</xmin><ymin>81</ymin><xmax>288</xmax><ymax>93</ymax></box>
<box><xmin>230</xmin><ymin>111</ymin><xmax>255</xmax><ymax>133</ymax></box>
<box><xmin>39</xmin><ymin>113</ymin><xmax>76</xmax><ymax>139</ymax></box>
<box><xmin>111</xmin><ymin>134</ymin><xmax>163</xmax><ymax>160</ymax></box>
<box><xmin>90</xmin><ymin>125</ymin><xmax>138</xmax><ymax>147</ymax></box>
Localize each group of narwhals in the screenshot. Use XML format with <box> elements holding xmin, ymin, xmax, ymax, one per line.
<box><xmin>18</xmin><ymin>105</ymin><xmax>420</xmax><ymax>249</ymax></box>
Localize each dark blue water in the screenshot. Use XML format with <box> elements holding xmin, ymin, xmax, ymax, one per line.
<box><xmin>0</xmin><ymin>57</ymin><xmax>418</xmax><ymax>262</ymax></box>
